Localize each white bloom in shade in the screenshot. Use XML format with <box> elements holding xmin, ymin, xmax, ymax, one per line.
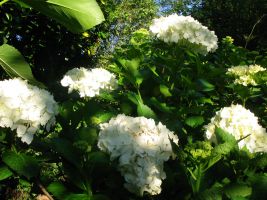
<box><xmin>0</xmin><ymin>78</ymin><xmax>58</xmax><ymax>144</ymax></box>
<box><xmin>98</xmin><ymin>114</ymin><xmax>179</xmax><ymax>196</ymax></box>
<box><xmin>227</xmin><ymin>64</ymin><xmax>266</xmax><ymax>86</ymax></box>
<box><xmin>204</xmin><ymin>104</ymin><xmax>267</xmax><ymax>153</ymax></box>
<box><xmin>60</xmin><ymin>67</ymin><xmax>118</xmax><ymax>98</ymax></box>
<box><xmin>149</xmin><ymin>14</ymin><xmax>218</xmax><ymax>55</ymax></box>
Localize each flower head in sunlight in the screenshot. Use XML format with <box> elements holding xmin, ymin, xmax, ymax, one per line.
<box><xmin>227</xmin><ymin>64</ymin><xmax>266</xmax><ymax>86</ymax></box>
<box><xmin>205</xmin><ymin>104</ymin><xmax>267</xmax><ymax>153</ymax></box>
<box><xmin>98</xmin><ymin>114</ymin><xmax>179</xmax><ymax>196</ymax></box>
<box><xmin>149</xmin><ymin>14</ymin><xmax>218</xmax><ymax>55</ymax></box>
<box><xmin>0</xmin><ymin>78</ymin><xmax>58</xmax><ymax>144</ymax></box>
<box><xmin>61</xmin><ymin>67</ymin><xmax>118</xmax><ymax>98</ymax></box>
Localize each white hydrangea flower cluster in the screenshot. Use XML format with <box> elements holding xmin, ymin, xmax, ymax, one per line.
<box><xmin>98</xmin><ymin>114</ymin><xmax>179</xmax><ymax>196</ymax></box>
<box><xmin>205</xmin><ymin>104</ymin><xmax>267</xmax><ymax>153</ymax></box>
<box><xmin>226</xmin><ymin>64</ymin><xmax>266</xmax><ymax>86</ymax></box>
<box><xmin>0</xmin><ymin>78</ymin><xmax>58</xmax><ymax>144</ymax></box>
<box><xmin>149</xmin><ymin>14</ymin><xmax>218</xmax><ymax>55</ymax></box>
<box><xmin>61</xmin><ymin>67</ymin><xmax>118</xmax><ymax>98</ymax></box>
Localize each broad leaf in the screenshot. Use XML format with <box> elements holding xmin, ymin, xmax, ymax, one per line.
<box><xmin>2</xmin><ymin>151</ymin><xmax>39</xmax><ymax>179</ymax></box>
<box><xmin>64</xmin><ymin>193</ymin><xmax>91</xmax><ymax>200</ymax></box>
<box><xmin>212</xmin><ymin>142</ymin><xmax>236</xmax><ymax>156</ymax></box>
<box><xmin>160</xmin><ymin>84</ymin><xmax>172</xmax><ymax>97</ymax></box>
<box><xmin>196</xmin><ymin>79</ymin><xmax>215</xmax><ymax>92</ymax></box>
<box><xmin>215</xmin><ymin>127</ymin><xmax>236</xmax><ymax>144</ymax></box>
<box><xmin>150</xmin><ymin>97</ymin><xmax>175</xmax><ymax>113</ymax></box>
<box><xmin>137</xmin><ymin>102</ymin><xmax>157</xmax><ymax>119</ymax></box>
<box><xmin>50</xmin><ymin>138</ymin><xmax>80</xmax><ymax>167</ymax></box>
<box><xmin>89</xmin><ymin>111</ymin><xmax>114</xmax><ymax>125</ymax></box>
<box><xmin>0</xmin><ymin>165</ymin><xmax>13</xmax><ymax>181</ymax></box>
<box><xmin>0</xmin><ymin>44</ymin><xmax>44</xmax><ymax>87</ymax></box>
<box><xmin>185</xmin><ymin>116</ymin><xmax>205</xmax><ymax>128</ymax></box>
<box><xmin>224</xmin><ymin>183</ymin><xmax>252</xmax><ymax>199</ymax></box>
<box><xmin>16</xmin><ymin>0</ymin><xmax>105</xmax><ymax>33</ymax></box>
<box><xmin>47</xmin><ymin>182</ymin><xmax>68</xmax><ymax>199</ymax></box>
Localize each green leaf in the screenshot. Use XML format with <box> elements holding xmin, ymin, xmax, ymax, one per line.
<box><xmin>212</xmin><ymin>142</ymin><xmax>236</xmax><ymax>156</ymax></box>
<box><xmin>199</xmin><ymin>186</ymin><xmax>222</xmax><ymax>200</ymax></box>
<box><xmin>63</xmin><ymin>163</ymin><xmax>89</xmax><ymax>192</ymax></box>
<box><xmin>47</xmin><ymin>182</ymin><xmax>68</xmax><ymax>199</ymax></box>
<box><xmin>0</xmin><ymin>44</ymin><xmax>44</xmax><ymax>87</ymax></box>
<box><xmin>118</xmin><ymin>58</ymin><xmax>140</xmax><ymax>76</ymax></box>
<box><xmin>0</xmin><ymin>165</ymin><xmax>13</xmax><ymax>181</ymax></box>
<box><xmin>50</xmin><ymin>138</ymin><xmax>80</xmax><ymax>167</ymax></box>
<box><xmin>204</xmin><ymin>155</ymin><xmax>221</xmax><ymax>171</ymax></box>
<box><xmin>150</xmin><ymin>97</ymin><xmax>175</xmax><ymax>113</ymax></box>
<box><xmin>137</xmin><ymin>102</ymin><xmax>157</xmax><ymax>119</ymax></box>
<box><xmin>16</xmin><ymin>0</ymin><xmax>104</xmax><ymax>33</ymax></box>
<box><xmin>64</xmin><ymin>193</ymin><xmax>91</xmax><ymax>200</ymax></box>
<box><xmin>196</xmin><ymin>79</ymin><xmax>215</xmax><ymax>92</ymax></box>
<box><xmin>185</xmin><ymin>116</ymin><xmax>205</xmax><ymax>128</ymax></box>
<box><xmin>215</xmin><ymin>127</ymin><xmax>236</xmax><ymax>144</ymax></box>
<box><xmin>2</xmin><ymin>151</ymin><xmax>39</xmax><ymax>179</ymax></box>
<box><xmin>87</xmin><ymin>152</ymin><xmax>109</xmax><ymax>167</ymax></box>
<box><xmin>224</xmin><ymin>183</ymin><xmax>252</xmax><ymax>199</ymax></box>
<box><xmin>251</xmin><ymin>153</ymin><xmax>267</xmax><ymax>169</ymax></box>
<box><xmin>126</xmin><ymin>92</ymin><xmax>141</xmax><ymax>105</ymax></box>
<box><xmin>118</xmin><ymin>58</ymin><xmax>143</xmax><ymax>86</ymax></box>
<box><xmin>159</xmin><ymin>84</ymin><xmax>172</xmax><ymax>97</ymax></box>
<box><xmin>77</xmin><ymin>127</ymin><xmax>97</xmax><ymax>145</ymax></box>
<box><xmin>90</xmin><ymin>112</ymin><xmax>114</xmax><ymax>125</ymax></box>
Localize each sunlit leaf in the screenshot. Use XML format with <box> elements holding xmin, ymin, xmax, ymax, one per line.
<box><xmin>15</xmin><ymin>0</ymin><xmax>105</xmax><ymax>33</ymax></box>
<box><xmin>160</xmin><ymin>84</ymin><xmax>172</xmax><ymax>97</ymax></box>
<box><xmin>137</xmin><ymin>102</ymin><xmax>157</xmax><ymax>119</ymax></box>
<box><xmin>224</xmin><ymin>183</ymin><xmax>252</xmax><ymax>199</ymax></box>
<box><xmin>0</xmin><ymin>44</ymin><xmax>44</xmax><ymax>87</ymax></box>
<box><xmin>185</xmin><ymin>116</ymin><xmax>205</xmax><ymax>128</ymax></box>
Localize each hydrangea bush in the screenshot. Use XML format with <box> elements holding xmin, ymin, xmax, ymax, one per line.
<box><xmin>205</xmin><ymin>104</ymin><xmax>267</xmax><ymax>153</ymax></box>
<box><xmin>1</xmin><ymin>13</ymin><xmax>267</xmax><ymax>200</ymax></box>
<box><xmin>61</xmin><ymin>67</ymin><xmax>118</xmax><ymax>98</ymax></box>
<box><xmin>227</xmin><ymin>64</ymin><xmax>266</xmax><ymax>86</ymax></box>
<box><xmin>98</xmin><ymin>114</ymin><xmax>178</xmax><ymax>195</ymax></box>
<box><xmin>149</xmin><ymin>14</ymin><xmax>218</xmax><ymax>55</ymax></box>
<box><xmin>0</xmin><ymin>78</ymin><xmax>58</xmax><ymax>144</ymax></box>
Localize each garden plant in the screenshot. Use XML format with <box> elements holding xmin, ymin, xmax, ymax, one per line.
<box><xmin>0</xmin><ymin>0</ymin><xmax>267</xmax><ymax>200</ymax></box>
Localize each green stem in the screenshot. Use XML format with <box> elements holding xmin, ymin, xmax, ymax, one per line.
<box><xmin>0</xmin><ymin>0</ymin><xmax>10</xmax><ymax>6</ymax></box>
<box><xmin>137</xmin><ymin>88</ymin><xmax>143</xmax><ymax>103</ymax></box>
<box><xmin>242</xmin><ymin>97</ymin><xmax>248</xmax><ymax>107</ymax></box>
<box><xmin>195</xmin><ymin>167</ymin><xmax>202</xmax><ymax>193</ymax></box>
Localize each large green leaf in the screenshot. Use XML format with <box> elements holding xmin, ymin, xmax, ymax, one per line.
<box><xmin>47</xmin><ymin>182</ymin><xmax>68</xmax><ymax>199</ymax></box>
<box><xmin>16</xmin><ymin>0</ymin><xmax>105</xmax><ymax>33</ymax></box>
<box><xmin>0</xmin><ymin>44</ymin><xmax>44</xmax><ymax>87</ymax></box>
<box><xmin>0</xmin><ymin>165</ymin><xmax>13</xmax><ymax>181</ymax></box>
<box><xmin>185</xmin><ymin>116</ymin><xmax>205</xmax><ymax>128</ymax></box>
<box><xmin>224</xmin><ymin>183</ymin><xmax>252</xmax><ymax>199</ymax></box>
<box><xmin>50</xmin><ymin>138</ymin><xmax>81</xmax><ymax>167</ymax></box>
<box><xmin>2</xmin><ymin>151</ymin><xmax>40</xmax><ymax>179</ymax></box>
<box><xmin>137</xmin><ymin>102</ymin><xmax>157</xmax><ymax>119</ymax></box>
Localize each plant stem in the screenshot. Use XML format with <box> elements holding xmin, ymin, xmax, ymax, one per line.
<box><xmin>245</xmin><ymin>14</ymin><xmax>266</xmax><ymax>48</ymax></box>
<box><xmin>36</xmin><ymin>180</ymin><xmax>54</xmax><ymax>200</ymax></box>
<box><xmin>0</xmin><ymin>0</ymin><xmax>10</xmax><ymax>6</ymax></box>
<box><xmin>194</xmin><ymin>166</ymin><xmax>202</xmax><ymax>193</ymax></box>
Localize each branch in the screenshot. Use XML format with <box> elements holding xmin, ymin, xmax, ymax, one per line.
<box><xmin>36</xmin><ymin>180</ymin><xmax>54</xmax><ymax>200</ymax></box>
